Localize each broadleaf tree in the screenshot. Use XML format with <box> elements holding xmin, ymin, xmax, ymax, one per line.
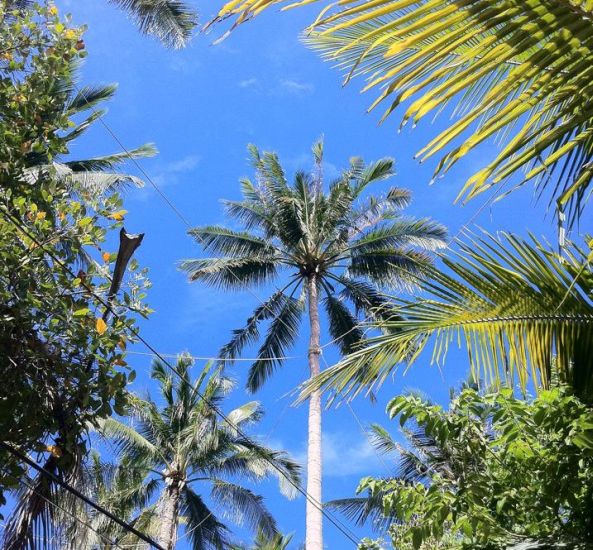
<box><xmin>180</xmin><ymin>140</ymin><xmax>447</xmax><ymax>549</ymax></box>
<box><xmin>355</xmin><ymin>385</ymin><xmax>593</xmax><ymax>548</ymax></box>
<box><xmin>0</xmin><ymin>3</ymin><xmax>151</xmax><ymax>543</ymax></box>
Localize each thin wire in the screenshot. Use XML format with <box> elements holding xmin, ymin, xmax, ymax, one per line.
<box><xmin>72</xmin><ymin>81</ymin><xmax>508</xmax><ymax>367</ymax></box>
<box><xmin>0</xmin><ymin>466</ymin><xmax>125</xmax><ymax>550</ymax></box>
<box><xmin>126</xmin><ymin>350</ymin><xmax>303</xmax><ymax>362</ymax></box>
<box><xmin>70</xmin><ymin>82</ymin><xmax>303</xmax><ymax>349</ymax></box>
<box><xmin>0</xmin><ymin>208</ymin><xmax>361</xmax><ymax>547</ymax></box>
<box><xmin>0</xmin><ymin>442</ymin><xmax>164</xmax><ymax>550</ymax></box>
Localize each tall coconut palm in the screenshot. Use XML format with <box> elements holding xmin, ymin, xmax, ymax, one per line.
<box><xmin>99</xmin><ymin>355</ymin><xmax>301</xmax><ymax>550</ymax></box>
<box><xmin>209</xmin><ymin>0</ymin><xmax>593</xmax><ymax>226</ymax></box>
<box><xmin>180</xmin><ymin>140</ymin><xmax>447</xmax><ymax>549</ymax></box>
<box><xmin>6</xmin><ymin>0</ymin><xmax>196</xmax><ymax>49</ymax></box>
<box><xmin>303</xmin><ymin>232</ymin><xmax>593</xmax><ymax>402</ymax></box>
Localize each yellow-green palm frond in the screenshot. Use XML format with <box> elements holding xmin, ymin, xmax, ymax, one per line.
<box><xmin>209</xmin><ymin>0</ymin><xmax>593</xmax><ymax>224</ymax></box>
<box><xmin>300</xmin><ymin>231</ymin><xmax>593</xmax><ymax>402</ymax></box>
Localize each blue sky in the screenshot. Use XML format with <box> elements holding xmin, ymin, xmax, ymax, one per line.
<box><xmin>41</xmin><ymin>1</ymin><xmax>593</xmax><ymax>547</ymax></box>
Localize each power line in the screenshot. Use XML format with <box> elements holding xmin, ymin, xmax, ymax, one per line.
<box><xmin>126</xmin><ymin>350</ymin><xmax>303</xmax><ymax>362</ymax></box>
<box><xmin>0</xmin><ymin>442</ymin><xmax>163</xmax><ymax>550</ymax></box>
<box><xmin>0</xmin><ymin>207</ymin><xmax>361</xmax><ymax>547</ymax></box>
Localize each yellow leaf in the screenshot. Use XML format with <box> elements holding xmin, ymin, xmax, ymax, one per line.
<box><xmin>46</xmin><ymin>445</ymin><xmax>62</xmax><ymax>458</ymax></box>
<box><xmin>36</xmin><ymin>211</ymin><xmax>46</xmax><ymax>221</ymax></box>
<box><xmin>118</xmin><ymin>337</ymin><xmax>127</xmax><ymax>351</ymax></box>
<box><xmin>109</xmin><ymin>210</ymin><xmax>127</xmax><ymax>221</ymax></box>
<box><xmin>96</xmin><ymin>318</ymin><xmax>107</xmax><ymax>335</ymax></box>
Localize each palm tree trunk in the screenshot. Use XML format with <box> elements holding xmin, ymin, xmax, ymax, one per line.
<box><xmin>158</xmin><ymin>481</ymin><xmax>181</xmax><ymax>550</ymax></box>
<box><xmin>305</xmin><ymin>274</ymin><xmax>323</xmax><ymax>550</ymax></box>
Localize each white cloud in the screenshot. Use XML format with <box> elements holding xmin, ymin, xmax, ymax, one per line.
<box><xmin>278</xmin><ymin>79</ymin><xmax>315</xmax><ymax>96</ymax></box>
<box><xmin>132</xmin><ymin>154</ymin><xmax>201</xmax><ymax>200</ymax></box>
<box><xmin>239</xmin><ymin>77</ymin><xmax>260</xmax><ymax>89</ymax></box>
<box><xmin>166</xmin><ymin>155</ymin><xmax>201</xmax><ymax>173</ymax></box>
<box><xmin>286</xmin><ymin>430</ymin><xmax>384</xmax><ymax>478</ymax></box>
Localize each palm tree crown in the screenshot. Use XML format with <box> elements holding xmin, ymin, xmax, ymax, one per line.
<box><xmin>101</xmin><ymin>355</ymin><xmax>301</xmax><ymax>550</ymax></box>
<box><xmin>181</xmin><ymin>140</ymin><xmax>447</xmax><ymax>392</ymax></box>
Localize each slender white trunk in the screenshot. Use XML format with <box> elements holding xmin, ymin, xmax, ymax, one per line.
<box><xmin>158</xmin><ymin>481</ymin><xmax>181</xmax><ymax>550</ymax></box>
<box><xmin>306</xmin><ymin>275</ymin><xmax>323</xmax><ymax>550</ymax></box>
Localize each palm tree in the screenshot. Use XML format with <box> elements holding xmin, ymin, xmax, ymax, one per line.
<box><xmin>232</xmin><ymin>531</ymin><xmax>294</xmax><ymax>550</ymax></box>
<box><xmin>180</xmin><ymin>140</ymin><xmax>447</xmax><ymax>549</ymax></box>
<box><xmin>209</xmin><ymin>0</ymin><xmax>593</xmax><ymax>226</ymax></box>
<box><xmin>327</xmin><ymin>384</ymin><xmax>485</xmax><ymax>533</ymax></box>
<box><xmin>6</xmin><ymin>0</ymin><xmax>197</xmax><ymax>48</ymax></box>
<box><xmin>100</xmin><ymin>355</ymin><xmax>301</xmax><ymax>550</ymax></box>
<box><xmin>303</xmin><ymin>231</ymin><xmax>593</xmax><ymax>402</ymax></box>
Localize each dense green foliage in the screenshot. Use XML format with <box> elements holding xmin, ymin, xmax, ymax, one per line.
<box><xmin>356</xmin><ymin>386</ymin><xmax>593</xmax><ymax>549</ymax></box>
<box><xmin>0</xmin><ymin>2</ymin><xmax>150</xmax><ymax>524</ymax></box>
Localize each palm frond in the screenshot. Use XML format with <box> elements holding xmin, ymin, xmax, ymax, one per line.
<box><xmin>182</xmin><ymin>487</ymin><xmax>231</xmax><ymax>550</ymax></box>
<box><xmin>224</xmin><ymin>401</ymin><xmax>264</xmax><ymax>434</ymax></box>
<box><xmin>179</xmin><ymin>257</ymin><xmax>279</xmax><ymax>290</ymax></box>
<box><xmin>210</xmin><ymin>480</ymin><xmax>278</xmax><ymax>538</ymax></box>
<box><xmin>212</xmin><ymin>0</ymin><xmax>593</xmax><ymax>224</ymax></box>
<box><xmin>323</xmin><ymin>292</ymin><xmax>365</xmax><ymax>354</ymax></box>
<box><xmin>98</xmin><ymin>417</ymin><xmax>165</xmax><ymax>465</ymax></box>
<box><xmin>347</xmin><ymin>248</ymin><xmax>433</xmax><ymax>289</ymax></box>
<box><xmin>108</xmin><ymin>0</ymin><xmax>197</xmax><ymax>48</ymax></box>
<box><xmin>325</xmin><ymin>496</ymin><xmax>387</xmax><ymax>530</ymax></box>
<box><xmin>217</xmin><ymin>290</ymin><xmax>295</xmax><ymax>365</ymax></box>
<box><xmin>302</xmin><ymin>232</ymin><xmax>593</xmax><ymax>401</ymax></box>
<box><xmin>348</xmin><ymin>219</ymin><xmax>448</xmax><ymax>253</ymax></box>
<box><xmin>247</xmin><ymin>293</ymin><xmax>304</xmax><ymax>392</ymax></box>
<box><xmin>66</xmin><ymin>84</ymin><xmax>117</xmax><ymax>114</ymax></box>
<box><xmin>189</xmin><ymin>226</ymin><xmax>279</xmax><ymax>258</ymax></box>
<box><xmin>65</xmin><ymin>143</ymin><xmax>158</xmax><ymax>171</ymax></box>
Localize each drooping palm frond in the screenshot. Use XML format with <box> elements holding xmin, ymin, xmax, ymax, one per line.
<box><xmin>247</xmin><ymin>292</ymin><xmax>305</xmax><ymax>392</ymax></box>
<box><xmin>210</xmin><ymin>480</ymin><xmax>278</xmax><ymax>539</ymax></box>
<box><xmin>182</xmin><ymin>487</ymin><xmax>231</xmax><ymax>550</ymax></box>
<box><xmin>179</xmin><ymin>256</ymin><xmax>280</xmax><ymax>289</ymax></box>
<box><xmin>108</xmin><ymin>0</ymin><xmax>197</xmax><ymax>48</ymax></box>
<box><xmin>302</xmin><ymin>231</ymin><xmax>593</xmax><ymax>401</ymax></box>
<box><xmin>210</xmin><ymin>0</ymin><xmax>593</xmax><ymax>225</ymax></box>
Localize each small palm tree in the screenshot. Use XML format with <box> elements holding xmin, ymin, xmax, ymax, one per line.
<box><xmin>24</xmin><ymin>80</ymin><xmax>157</xmax><ymax>196</ymax></box>
<box><xmin>180</xmin><ymin>140</ymin><xmax>447</xmax><ymax>549</ymax></box>
<box><xmin>64</xmin><ymin>453</ymin><xmax>161</xmax><ymax>549</ymax></box>
<box><xmin>100</xmin><ymin>355</ymin><xmax>301</xmax><ymax>550</ymax></box>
